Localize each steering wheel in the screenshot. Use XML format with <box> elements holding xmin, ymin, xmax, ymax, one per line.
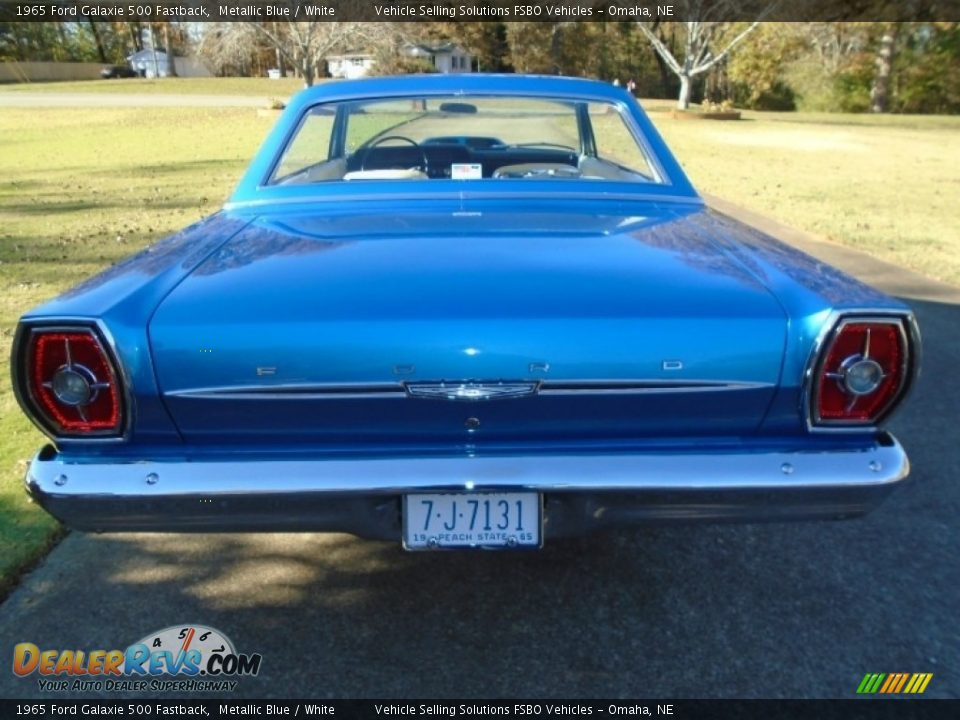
<box><xmin>359</xmin><ymin>135</ymin><xmax>428</xmax><ymax>173</ymax></box>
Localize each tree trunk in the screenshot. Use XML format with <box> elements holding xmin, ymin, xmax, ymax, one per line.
<box><xmin>870</xmin><ymin>23</ymin><xmax>899</xmax><ymax>114</ymax></box>
<box><xmin>550</xmin><ymin>24</ymin><xmax>565</xmax><ymax>75</ymax></box>
<box><xmin>163</xmin><ymin>23</ymin><xmax>177</xmax><ymax>77</ymax></box>
<box><xmin>677</xmin><ymin>73</ymin><xmax>692</xmax><ymax>110</ymax></box>
<box><xmin>88</xmin><ymin>20</ymin><xmax>107</xmax><ymax>63</ymax></box>
<box><xmin>55</xmin><ymin>22</ymin><xmax>68</xmax><ymax>61</ymax></box>
<box><xmin>648</xmin><ymin>22</ymin><xmax>674</xmax><ymax>98</ymax></box>
<box><xmin>129</xmin><ymin>22</ymin><xmax>142</xmax><ymax>52</ymax></box>
<box><xmin>272</xmin><ymin>23</ymin><xmax>287</xmax><ymax>77</ymax></box>
<box><xmin>149</xmin><ymin>24</ymin><xmax>160</xmax><ymax>78</ymax></box>
<box><xmin>651</xmin><ymin>52</ymin><xmax>673</xmax><ymax>97</ymax></box>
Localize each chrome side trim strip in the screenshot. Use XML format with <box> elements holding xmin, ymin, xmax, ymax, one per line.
<box><xmin>166</xmin><ymin>384</ymin><xmax>402</xmax><ymax>401</ymax></box>
<box><xmin>538</xmin><ymin>380</ymin><xmax>771</xmax><ymax>396</ymax></box>
<box><xmin>165</xmin><ymin>379</ymin><xmax>772</xmax><ymax>401</ymax></box>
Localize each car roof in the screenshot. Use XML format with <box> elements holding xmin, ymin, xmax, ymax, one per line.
<box><xmin>291</xmin><ymin>73</ymin><xmax>633</xmax><ymax>105</ymax></box>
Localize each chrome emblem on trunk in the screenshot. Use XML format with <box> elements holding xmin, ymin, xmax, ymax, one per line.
<box><xmin>405</xmin><ymin>382</ymin><xmax>540</xmax><ymax>401</ymax></box>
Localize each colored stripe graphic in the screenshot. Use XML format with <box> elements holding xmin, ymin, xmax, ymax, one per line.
<box><xmin>857</xmin><ymin>672</ymin><xmax>932</xmax><ymax>694</ymax></box>
<box><xmin>857</xmin><ymin>673</ymin><xmax>885</xmax><ymax>694</ymax></box>
<box><xmin>905</xmin><ymin>673</ymin><xmax>934</xmax><ymax>694</ymax></box>
<box><xmin>879</xmin><ymin>674</ymin><xmax>897</xmax><ymax>693</ymax></box>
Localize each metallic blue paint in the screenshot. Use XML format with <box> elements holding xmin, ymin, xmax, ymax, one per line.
<box><xmin>12</xmin><ymin>75</ymin><xmax>917</xmax><ymax>538</ymax></box>
<box><xmin>20</xmin><ymin>213</ymin><xmax>253</xmax><ymax>445</ymax></box>
<box><xmin>149</xmin><ymin>200</ymin><xmax>786</xmax><ymax>443</ymax></box>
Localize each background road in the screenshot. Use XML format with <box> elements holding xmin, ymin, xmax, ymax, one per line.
<box><xmin>0</xmin><ymin>200</ymin><xmax>956</xmax><ymax>699</ymax></box>
<box><xmin>0</xmin><ymin>92</ymin><xmax>266</xmax><ymax>108</ymax></box>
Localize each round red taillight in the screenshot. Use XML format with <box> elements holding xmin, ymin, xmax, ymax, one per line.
<box><xmin>812</xmin><ymin>318</ymin><xmax>911</xmax><ymax>426</ymax></box>
<box><xmin>21</xmin><ymin>328</ymin><xmax>124</xmax><ymax>437</ymax></box>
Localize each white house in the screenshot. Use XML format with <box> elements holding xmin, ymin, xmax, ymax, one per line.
<box><xmin>403</xmin><ymin>42</ymin><xmax>473</xmax><ymax>74</ymax></box>
<box><xmin>325</xmin><ymin>53</ymin><xmax>377</xmax><ymax>80</ymax></box>
<box><xmin>127</xmin><ymin>50</ymin><xmax>211</xmax><ymax>78</ymax></box>
<box><xmin>326</xmin><ymin>43</ymin><xmax>473</xmax><ymax>79</ymax></box>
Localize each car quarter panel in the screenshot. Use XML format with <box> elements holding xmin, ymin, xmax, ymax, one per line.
<box><xmin>688</xmin><ymin>210</ymin><xmax>914</xmax><ymax>434</ymax></box>
<box><xmin>15</xmin><ymin>213</ymin><xmax>252</xmax><ymax>444</ymax></box>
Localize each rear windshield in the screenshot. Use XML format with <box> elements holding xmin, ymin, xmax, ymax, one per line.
<box><xmin>269</xmin><ymin>94</ymin><xmax>663</xmax><ymax>186</ymax></box>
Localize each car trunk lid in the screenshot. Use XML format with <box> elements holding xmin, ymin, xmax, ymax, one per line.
<box><xmin>148</xmin><ymin>203</ymin><xmax>786</xmax><ymax>445</ymax></box>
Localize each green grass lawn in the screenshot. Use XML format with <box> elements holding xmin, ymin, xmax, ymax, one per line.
<box><xmin>0</xmin><ymin>106</ymin><xmax>275</xmax><ymax>597</ymax></box>
<box><xmin>643</xmin><ymin>104</ymin><xmax>960</xmax><ymax>286</ymax></box>
<box><xmin>0</xmin><ymin>101</ymin><xmax>958</xmax><ymax>595</ymax></box>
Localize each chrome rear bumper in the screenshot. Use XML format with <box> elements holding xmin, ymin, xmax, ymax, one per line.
<box><xmin>25</xmin><ymin>435</ymin><xmax>910</xmax><ymax>539</ymax></box>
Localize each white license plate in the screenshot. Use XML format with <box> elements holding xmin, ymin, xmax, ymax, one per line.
<box><xmin>403</xmin><ymin>492</ymin><xmax>542</xmax><ymax>550</ymax></box>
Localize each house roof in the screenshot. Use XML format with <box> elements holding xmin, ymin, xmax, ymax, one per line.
<box><xmin>326</xmin><ymin>53</ymin><xmax>375</xmax><ymax>60</ymax></box>
<box><xmin>128</xmin><ymin>49</ymin><xmax>168</xmax><ymax>61</ymax></box>
<box><xmin>406</xmin><ymin>42</ymin><xmax>464</xmax><ymax>55</ymax></box>
<box><xmin>326</xmin><ymin>41</ymin><xmax>470</xmax><ymax>61</ymax></box>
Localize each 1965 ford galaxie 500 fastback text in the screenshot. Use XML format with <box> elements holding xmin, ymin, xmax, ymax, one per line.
<box><xmin>12</xmin><ymin>75</ymin><xmax>919</xmax><ymax>550</ymax></box>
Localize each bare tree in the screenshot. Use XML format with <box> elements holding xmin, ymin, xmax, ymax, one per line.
<box><xmin>251</xmin><ymin>22</ymin><xmax>387</xmax><ymax>87</ymax></box>
<box><xmin>197</xmin><ymin>24</ymin><xmax>258</xmax><ymax>76</ymax></box>
<box><xmin>869</xmin><ymin>23</ymin><xmax>900</xmax><ymax>113</ymax></box>
<box><xmin>270</xmin><ymin>22</ymin><xmax>286</xmax><ymax>77</ymax></box>
<box><xmin>637</xmin><ymin>3</ymin><xmax>778</xmax><ymax>110</ymax></box>
<box><xmin>163</xmin><ymin>23</ymin><xmax>177</xmax><ymax>77</ymax></box>
<box><xmin>802</xmin><ymin>22</ymin><xmax>868</xmax><ymax>74</ymax></box>
<box><xmin>127</xmin><ymin>22</ymin><xmax>143</xmax><ymax>53</ymax></box>
<box><xmin>148</xmin><ymin>23</ymin><xmax>160</xmax><ymax>77</ymax></box>
<box><xmin>88</xmin><ymin>20</ymin><xmax>107</xmax><ymax>63</ymax></box>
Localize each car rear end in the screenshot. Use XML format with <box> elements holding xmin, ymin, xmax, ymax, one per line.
<box><xmin>11</xmin><ymin>205</ymin><xmax>919</xmax><ymax>550</ymax></box>
<box><xmin>10</xmin><ymin>75</ymin><xmax>920</xmax><ymax>550</ymax></box>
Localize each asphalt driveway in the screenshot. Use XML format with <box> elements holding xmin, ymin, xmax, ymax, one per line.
<box><xmin>1</xmin><ymin>200</ymin><xmax>957</xmax><ymax>699</ymax></box>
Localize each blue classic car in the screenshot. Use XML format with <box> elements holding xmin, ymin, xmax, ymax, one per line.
<box><xmin>12</xmin><ymin>75</ymin><xmax>919</xmax><ymax>550</ymax></box>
